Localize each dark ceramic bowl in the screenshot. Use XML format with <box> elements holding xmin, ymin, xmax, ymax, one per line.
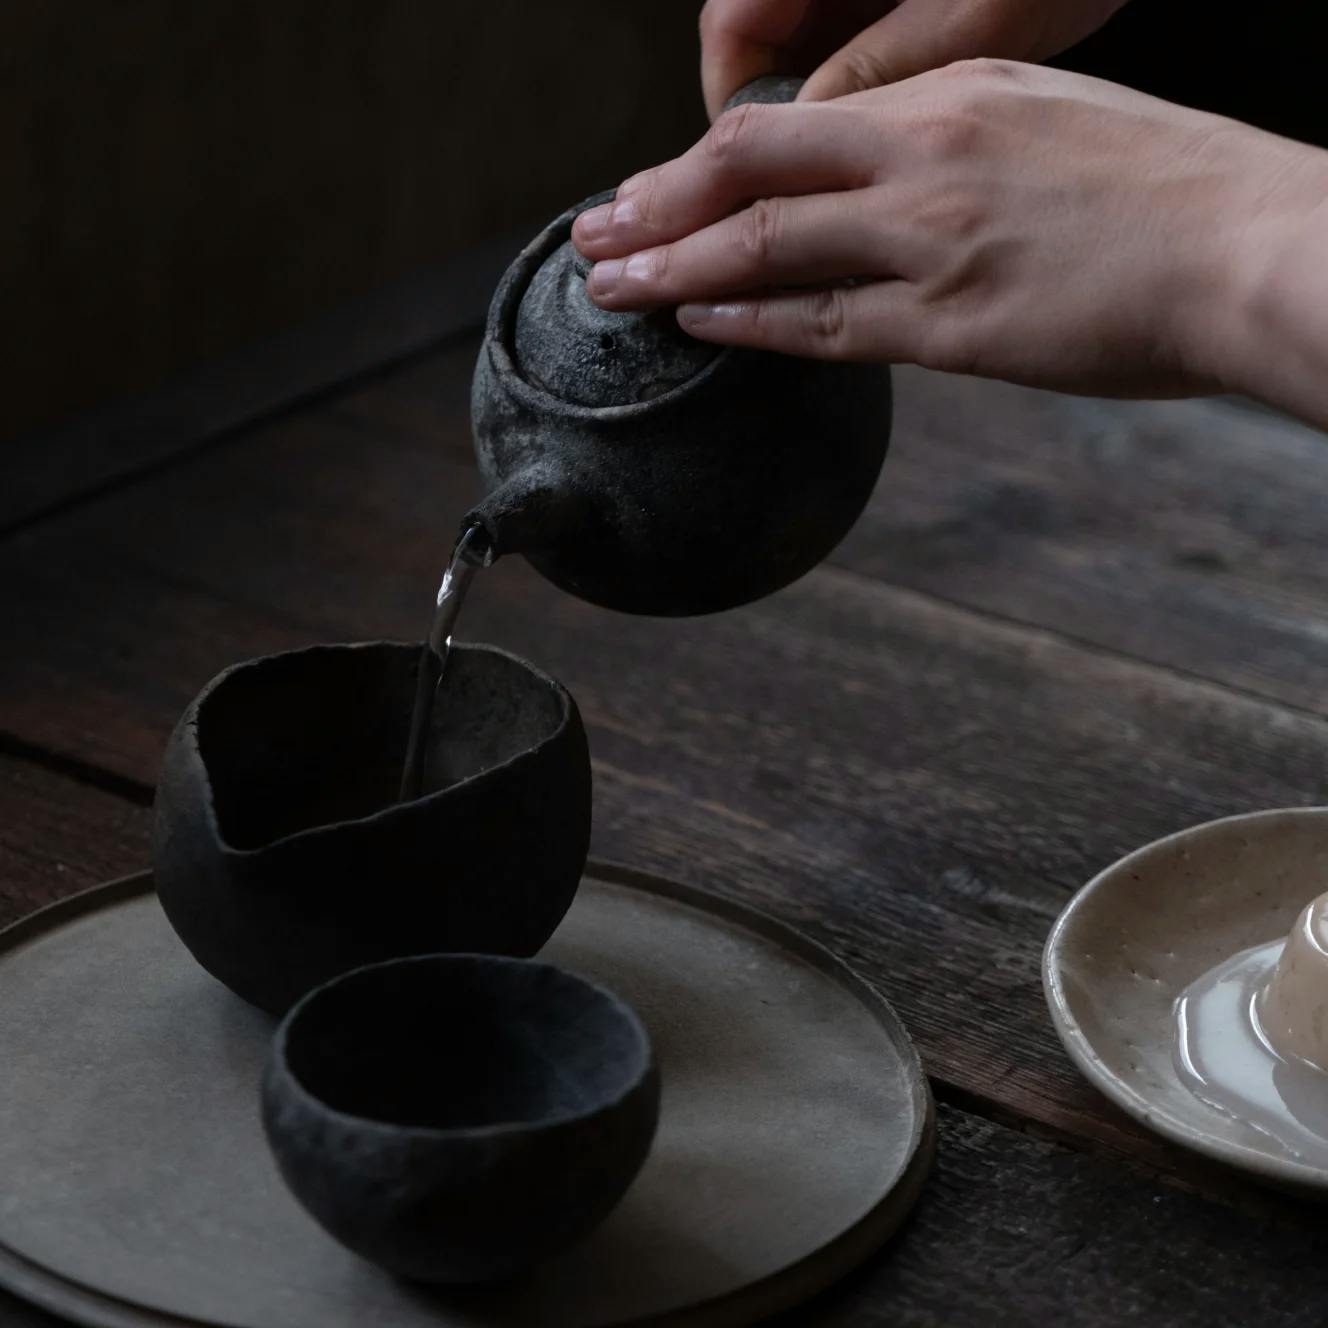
<box><xmin>261</xmin><ymin>953</ymin><xmax>660</xmax><ymax>1284</ymax></box>
<box><xmin>152</xmin><ymin>641</ymin><xmax>591</xmax><ymax>1015</ymax></box>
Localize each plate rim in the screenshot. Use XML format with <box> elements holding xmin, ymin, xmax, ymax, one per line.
<box><xmin>1041</xmin><ymin>805</ymin><xmax>1328</xmax><ymax>1195</ymax></box>
<box><xmin>0</xmin><ymin>859</ymin><xmax>934</xmax><ymax>1328</ymax></box>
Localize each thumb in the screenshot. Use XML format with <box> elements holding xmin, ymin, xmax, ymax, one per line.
<box><xmin>799</xmin><ymin>0</ymin><xmax>1002</xmax><ymax>99</ymax></box>
<box><xmin>701</xmin><ymin>0</ymin><xmax>819</xmax><ymax>119</ymax></box>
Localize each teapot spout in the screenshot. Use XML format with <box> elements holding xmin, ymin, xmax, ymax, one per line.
<box><xmin>463</xmin><ymin>467</ymin><xmax>590</xmax><ymax>561</ymax></box>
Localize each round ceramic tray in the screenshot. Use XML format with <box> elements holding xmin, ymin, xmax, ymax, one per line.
<box><xmin>0</xmin><ymin>862</ymin><xmax>933</xmax><ymax>1328</ymax></box>
<box><xmin>1043</xmin><ymin>807</ymin><xmax>1328</xmax><ymax>1195</ymax></box>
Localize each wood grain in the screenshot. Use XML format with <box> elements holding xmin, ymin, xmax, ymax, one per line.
<box><xmin>1</xmin><ymin>239</ymin><xmax>511</xmax><ymax>533</ymax></box>
<box><xmin>785</xmin><ymin>1106</ymin><xmax>1328</xmax><ymax>1328</ymax></box>
<box><xmin>4</xmin><ymin>339</ymin><xmax>1328</xmax><ymax>1189</ymax></box>
<box><xmin>0</xmin><ymin>754</ymin><xmax>149</xmax><ymax>928</ymax></box>
<box><xmin>836</xmin><ymin>366</ymin><xmax>1328</xmax><ymax>716</ymax></box>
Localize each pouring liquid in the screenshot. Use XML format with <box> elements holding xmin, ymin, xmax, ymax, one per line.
<box><xmin>398</xmin><ymin>524</ymin><xmax>491</xmax><ymax>802</ymax></box>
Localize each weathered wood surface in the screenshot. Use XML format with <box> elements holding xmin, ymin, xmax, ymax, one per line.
<box><xmin>4</xmin><ymin>323</ymin><xmax>1328</xmax><ymax>1321</ymax></box>
<box><xmin>4</xmin><ymin>336</ymin><xmax>1328</xmax><ymax>1191</ymax></box>
<box><xmin>838</xmin><ymin>368</ymin><xmax>1328</xmax><ymax>715</ymax></box>
<box><xmin>785</xmin><ymin>1106</ymin><xmax>1328</xmax><ymax>1328</ymax></box>
<box><xmin>1</xmin><ymin>241</ymin><xmax>513</xmax><ymax>533</ymax></box>
<box><xmin>4</xmin><ymin>774</ymin><xmax>1323</xmax><ymax>1327</ymax></box>
<box><xmin>317</xmin><ymin>346</ymin><xmax>1328</xmax><ymax>716</ymax></box>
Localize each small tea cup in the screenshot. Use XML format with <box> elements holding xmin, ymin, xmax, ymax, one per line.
<box><xmin>261</xmin><ymin>953</ymin><xmax>660</xmax><ymax>1283</ymax></box>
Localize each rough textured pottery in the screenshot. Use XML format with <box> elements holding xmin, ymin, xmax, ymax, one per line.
<box><xmin>1044</xmin><ymin>806</ymin><xmax>1328</xmax><ymax>1194</ymax></box>
<box><xmin>261</xmin><ymin>953</ymin><xmax>660</xmax><ymax>1284</ymax></box>
<box><xmin>467</xmin><ymin>77</ymin><xmax>892</xmax><ymax>616</ymax></box>
<box><xmin>152</xmin><ymin>641</ymin><xmax>591</xmax><ymax>1015</ymax></box>
<box><xmin>0</xmin><ymin>865</ymin><xmax>934</xmax><ymax>1325</ymax></box>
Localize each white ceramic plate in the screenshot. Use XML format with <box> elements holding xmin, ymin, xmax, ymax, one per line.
<box><xmin>1043</xmin><ymin>806</ymin><xmax>1328</xmax><ymax>1195</ymax></box>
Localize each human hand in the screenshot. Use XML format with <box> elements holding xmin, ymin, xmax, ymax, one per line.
<box><xmin>573</xmin><ymin>61</ymin><xmax>1328</xmax><ymax>403</ymax></box>
<box><xmin>699</xmin><ymin>0</ymin><xmax>1129</xmax><ymax>117</ymax></box>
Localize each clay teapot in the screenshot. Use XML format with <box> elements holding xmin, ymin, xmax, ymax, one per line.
<box><xmin>466</xmin><ymin>77</ymin><xmax>892</xmax><ymax>616</ymax></box>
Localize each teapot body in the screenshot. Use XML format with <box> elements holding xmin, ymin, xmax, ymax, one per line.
<box><xmin>469</xmin><ymin>195</ymin><xmax>892</xmax><ymax>617</ymax></box>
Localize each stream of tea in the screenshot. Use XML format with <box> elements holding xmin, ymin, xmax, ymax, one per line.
<box><xmin>398</xmin><ymin>523</ymin><xmax>491</xmax><ymax>802</ymax></box>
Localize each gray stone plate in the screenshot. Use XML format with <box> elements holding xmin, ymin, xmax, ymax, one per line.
<box><xmin>0</xmin><ymin>862</ymin><xmax>933</xmax><ymax>1327</ymax></box>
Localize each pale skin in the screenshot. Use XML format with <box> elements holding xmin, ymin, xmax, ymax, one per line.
<box><xmin>572</xmin><ymin>3</ymin><xmax>1328</xmax><ymax>433</ymax></box>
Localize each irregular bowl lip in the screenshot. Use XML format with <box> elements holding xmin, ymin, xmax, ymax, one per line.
<box><xmin>267</xmin><ymin>951</ymin><xmax>658</xmax><ymax>1144</ymax></box>
<box><xmin>484</xmin><ymin>189</ymin><xmax>734</xmax><ymax>424</ymax></box>
<box><xmin>1041</xmin><ymin>804</ymin><xmax>1328</xmax><ymax>1194</ymax></box>
<box><xmin>178</xmin><ymin>640</ymin><xmax>579</xmax><ymax>860</ymax></box>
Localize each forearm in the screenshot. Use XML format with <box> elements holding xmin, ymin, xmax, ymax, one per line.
<box><xmin>1208</xmin><ymin>144</ymin><xmax>1328</xmax><ymax>432</ymax></box>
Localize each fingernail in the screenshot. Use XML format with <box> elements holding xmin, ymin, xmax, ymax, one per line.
<box><xmin>678</xmin><ymin>303</ymin><xmax>715</xmax><ymax>327</ymax></box>
<box><xmin>575</xmin><ymin>204</ymin><xmax>612</xmax><ymax>240</ymax></box>
<box><xmin>588</xmin><ymin>259</ymin><xmax>625</xmax><ymax>295</ymax></box>
<box><xmin>623</xmin><ymin>252</ymin><xmax>655</xmax><ymax>281</ymax></box>
<box><xmin>609</xmin><ymin>197</ymin><xmax>637</xmax><ymax>229</ymax></box>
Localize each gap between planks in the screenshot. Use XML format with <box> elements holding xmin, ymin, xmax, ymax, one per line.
<box><xmin>0</xmin><ymin>323</ymin><xmax>489</xmax><ymax>544</ymax></box>
<box><xmin>820</xmin><ymin>561</ymin><xmax>1328</xmax><ymax>733</ymax></box>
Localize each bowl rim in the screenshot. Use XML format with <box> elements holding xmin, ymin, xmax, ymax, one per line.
<box><xmin>266</xmin><ymin>951</ymin><xmax>657</xmax><ymax>1141</ymax></box>
<box><xmin>177</xmin><ymin>639</ymin><xmax>580</xmax><ymax>860</ymax></box>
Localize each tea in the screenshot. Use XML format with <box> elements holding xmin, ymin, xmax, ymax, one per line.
<box><xmin>398</xmin><ymin>523</ymin><xmax>491</xmax><ymax>801</ymax></box>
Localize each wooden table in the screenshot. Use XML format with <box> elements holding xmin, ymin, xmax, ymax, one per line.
<box><xmin>4</xmin><ymin>245</ymin><xmax>1328</xmax><ymax>1326</ymax></box>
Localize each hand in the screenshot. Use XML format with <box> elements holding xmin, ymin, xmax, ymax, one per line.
<box><xmin>699</xmin><ymin>0</ymin><xmax>1129</xmax><ymax>117</ymax></box>
<box><xmin>572</xmin><ymin>61</ymin><xmax>1328</xmax><ymax>405</ymax></box>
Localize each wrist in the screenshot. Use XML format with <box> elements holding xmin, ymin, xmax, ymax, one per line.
<box><xmin>1205</xmin><ymin>138</ymin><xmax>1328</xmax><ymax>427</ymax></box>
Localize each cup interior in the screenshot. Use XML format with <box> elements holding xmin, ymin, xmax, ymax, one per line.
<box><xmin>197</xmin><ymin>643</ymin><xmax>566</xmax><ymax>851</ymax></box>
<box><xmin>279</xmin><ymin>956</ymin><xmax>651</xmax><ymax>1131</ymax></box>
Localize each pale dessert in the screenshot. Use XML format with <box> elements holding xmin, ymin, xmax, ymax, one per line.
<box><xmin>1173</xmin><ymin>892</ymin><xmax>1328</xmax><ymax>1161</ymax></box>
<box><xmin>1255</xmin><ymin>893</ymin><xmax>1328</xmax><ymax>1072</ymax></box>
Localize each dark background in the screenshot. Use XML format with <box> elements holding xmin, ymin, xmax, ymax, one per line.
<box><xmin>3</xmin><ymin>0</ymin><xmax>1320</xmax><ymax>440</ymax></box>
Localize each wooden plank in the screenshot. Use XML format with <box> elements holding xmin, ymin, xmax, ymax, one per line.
<box><xmin>832</xmin><ymin>366</ymin><xmax>1328</xmax><ymax>716</ymax></box>
<box><xmin>788</xmin><ymin>1105</ymin><xmax>1328</xmax><ymax>1326</ymax></box>
<box><xmin>3</xmin><ymin>344</ymin><xmax>1327</xmax><ymax>1188</ymax></box>
<box><xmin>0</xmin><ymin>753</ymin><xmax>150</xmax><ymax>928</ymax></box>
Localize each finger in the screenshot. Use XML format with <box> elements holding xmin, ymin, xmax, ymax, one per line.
<box><xmin>700</xmin><ymin>0</ymin><xmax>817</xmax><ymax>119</ymax></box>
<box><xmin>586</xmin><ymin>190</ymin><xmax>909</xmax><ymax>311</ymax></box>
<box><xmin>572</xmin><ymin>102</ymin><xmax>880</xmax><ymax>262</ymax></box>
<box><xmin>800</xmin><ymin>0</ymin><xmax>1006</xmax><ymax>100</ymax></box>
<box><xmin>676</xmin><ymin>283</ymin><xmax>921</xmax><ymax>362</ymax></box>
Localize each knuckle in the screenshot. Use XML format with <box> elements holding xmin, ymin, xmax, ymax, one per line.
<box><xmin>738</xmin><ymin>198</ymin><xmax>782</xmax><ymax>267</ymax></box>
<box><xmin>807</xmin><ymin>288</ymin><xmax>849</xmax><ymax>353</ymax></box>
<box><xmin>921</xmin><ymin>188</ymin><xmax>989</xmax><ymax>245</ymax></box>
<box><xmin>942</xmin><ymin>56</ymin><xmax>1022</xmax><ymax>84</ymax></box>
<box><xmin>627</xmin><ymin>173</ymin><xmax>659</xmax><ymax>230</ymax></box>
<box><xmin>913</xmin><ymin>106</ymin><xmax>984</xmax><ymax>159</ymax></box>
<box><xmin>646</xmin><ymin>243</ymin><xmax>672</xmax><ymax>285</ymax></box>
<box><xmin>704</xmin><ymin>101</ymin><xmax>763</xmax><ymax>167</ymax></box>
<box><xmin>839</xmin><ymin>45</ymin><xmax>894</xmax><ymax>93</ymax></box>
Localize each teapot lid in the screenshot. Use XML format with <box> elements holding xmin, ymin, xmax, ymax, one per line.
<box><xmin>512</xmin><ymin>235</ymin><xmax>720</xmax><ymax>408</ymax></box>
